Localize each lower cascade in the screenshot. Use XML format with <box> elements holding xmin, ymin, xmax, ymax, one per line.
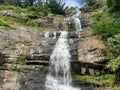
<box><xmin>45</xmin><ymin>31</ymin><xmax>79</xmax><ymax>90</ymax></box>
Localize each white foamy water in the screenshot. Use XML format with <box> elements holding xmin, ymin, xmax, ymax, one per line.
<box><xmin>72</xmin><ymin>7</ymin><xmax>82</xmax><ymax>31</ymax></box>
<box><xmin>74</xmin><ymin>17</ymin><xmax>82</xmax><ymax>31</ymax></box>
<box><xmin>45</xmin><ymin>31</ymin><xmax>80</xmax><ymax>90</ymax></box>
<box><xmin>44</xmin><ymin>32</ymin><xmax>49</xmax><ymax>38</ymax></box>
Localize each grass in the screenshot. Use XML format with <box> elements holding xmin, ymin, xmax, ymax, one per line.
<box><xmin>0</xmin><ymin>4</ymin><xmax>15</xmax><ymax>10</ymax></box>
<box><xmin>74</xmin><ymin>74</ymin><xmax>115</xmax><ymax>85</ymax></box>
<box><xmin>0</xmin><ymin>5</ymin><xmax>45</xmax><ymax>31</ymax></box>
<box><xmin>0</xmin><ymin>19</ymin><xmax>9</xmax><ymax>27</ymax></box>
<box><xmin>0</xmin><ymin>19</ymin><xmax>12</xmax><ymax>30</ymax></box>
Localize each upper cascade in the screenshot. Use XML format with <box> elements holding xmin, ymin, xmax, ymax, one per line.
<box><xmin>66</xmin><ymin>7</ymin><xmax>82</xmax><ymax>32</ymax></box>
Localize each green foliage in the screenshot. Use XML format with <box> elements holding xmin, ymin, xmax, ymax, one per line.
<box><xmin>107</xmin><ymin>34</ymin><xmax>120</xmax><ymax>56</ymax></box>
<box><xmin>46</xmin><ymin>0</ymin><xmax>68</xmax><ymax>15</ymax></box>
<box><xmin>108</xmin><ymin>56</ymin><xmax>120</xmax><ymax>84</ymax></box>
<box><xmin>92</xmin><ymin>14</ymin><xmax>120</xmax><ymax>40</ymax></box>
<box><xmin>0</xmin><ymin>19</ymin><xmax>9</xmax><ymax>27</ymax></box>
<box><xmin>4</xmin><ymin>0</ymin><xmax>19</xmax><ymax>6</ymax></box>
<box><xmin>89</xmin><ymin>0</ymin><xmax>120</xmax><ymax>85</ymax></box>
<box><xmin>74</xmin><ymin>74</ymin><xmax>115</xmax><ymax>85</ymax></box>
<box><xmin>107</xmin><ymin>34</ymin><xmax>120</xmax><ymax>85</ymax></box>
<box><xmin>4</xmin><ymin>0</ymin><xmax>35</xmax><ymax>7</ymax></box>
<box><xmin>0</xmin><ymin>5</ymin><xmax>48</xmax><ymax>30</ymax></box>
<box><xmin>108</xmin><ymin>56</ymin><xmax>120</xmax><ymax>72</ymax></box>
<box><xmin>107</xmin><ymin>0</ymin><xmax>120</xmax><ymax>12</ymax></box>
<box><xmin>27</xmin><ymin>5</ymin><xmax>50</xmax><ymax>16</ymax></box>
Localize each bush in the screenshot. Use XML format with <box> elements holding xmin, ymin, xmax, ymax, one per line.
<box><xmin>92</xmin><ymin>17</ymin><xmax>120</xmax><ymax>40</ymax></box>
<box><xmin>108</xmin><ymin>56</ymin><xmax>120</xmax><ymax>72</ymax></box>
<box><xmin>107</xmin><ymin>33</ymin><xmax>120</xmax><ymax>56</ymax></box>
<box><xmin>107</xmin><ymin>0</ymin><xmax>120</xmax><ymax>12</ymax></box>
<box><xmin>108</xmin><ymin>56</ymin><xmax>120</xmax><ymax>84</ymax></box>
<box><xmin>107</xmin><ymin>34</ymin><xmax>120</xmax><ymax>85</ymax></box>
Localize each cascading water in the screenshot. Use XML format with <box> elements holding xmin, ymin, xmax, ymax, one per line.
<box><xmin>72</xmin><ymin>7</ymin><xmax>82</xmax><ymax>31</ymax></box>
<box><xmin>45</xmin><ymin>31</ymin><xmax>79</xmax><ymax>90</ymax></box>
<box><xmin>73</xmin><ymin>17</ymin><xmax>82</xmax><ymax>31</ymax></box>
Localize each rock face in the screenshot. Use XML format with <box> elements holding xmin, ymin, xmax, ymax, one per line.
<box><xmin>0</xmin><ymin>22</ymin><xmax>107</xmax><ymax>75</ymax></box>
<box><xmin>0</xmin><ymin>11</ymin><xmax>108</xmax><ymax>77</ymax></box>
<box><xmin>26</xmin><ymin>31</ymin><xmax>79</xmax><ymax>65</ymax></box>
<box><xmin>0</xmin><ymin>70</ymin><xmax>47</xmax><ymax>90</ymax></box>
<box><xmin>73</xmin><ymin>29</ymin><xmax>107</xmax><ymax>75</ymax></box>
<box><xmin>78</xmin><ymin>36</ymin><xmax>105</xmax><ymax>63</ymax></box>
<box><xmin>0</xmin><ymin>23</ymin><xmax>41</xmax><ymax>62</ymax></box>
<box><xmin>0</xmin><ymin>71</ymin><xmax>20</xmax><ymax>90</ymax></box>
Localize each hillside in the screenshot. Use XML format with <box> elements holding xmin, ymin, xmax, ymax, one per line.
<box><xmin>80</xmin><ymin>0</ymin><xmax>120</xmax><ymax>86</ymax></box>
<box><xmin>0</xmin><ymin>0</ymin><xmax>120</xmax><ymax>90</ymax></box>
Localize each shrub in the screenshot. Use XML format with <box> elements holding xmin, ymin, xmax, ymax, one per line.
<box><xmin>107</xmin><ymin>33</ymin><xmax>120</xmax><ymax>56</ymax></box>
<box><xmin>107</xmin><ymin>0</ymin><xmax>120</xmax><ymax>13</ymax></box>
<box><xmin>107</xmin><ymin>34</ymin><xmax>120</xmax><ymax>85</ymax></box>
<box><xmin>92</xmin><ymin>18</ymin><xmax>120</xmax><ymax>40</ymax></box>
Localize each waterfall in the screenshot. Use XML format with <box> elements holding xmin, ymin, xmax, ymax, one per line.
<box><xmin>74</xmin><ymin>17</ymin><xmax>82</xmax><ymax>31</ymax></box>
<box><xmin>45</xmin><ymin>31</ymin><xmax>79</xmax><ymax>90</ymax></box>
<box><xmin>72</xmin><ymin>7</ymin><xmax>82</xmax><ymax>31</ymax></box>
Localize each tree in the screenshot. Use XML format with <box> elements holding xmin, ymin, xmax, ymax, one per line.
<box><xmin>107</xmin><ymin>0</ymin><xmax>120</xmax><ymax>12</ymax></box>
<box><xmin>46</xmin><ymin>0</ymin><xmax>68</xmax><ymax>15</ymax></box>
